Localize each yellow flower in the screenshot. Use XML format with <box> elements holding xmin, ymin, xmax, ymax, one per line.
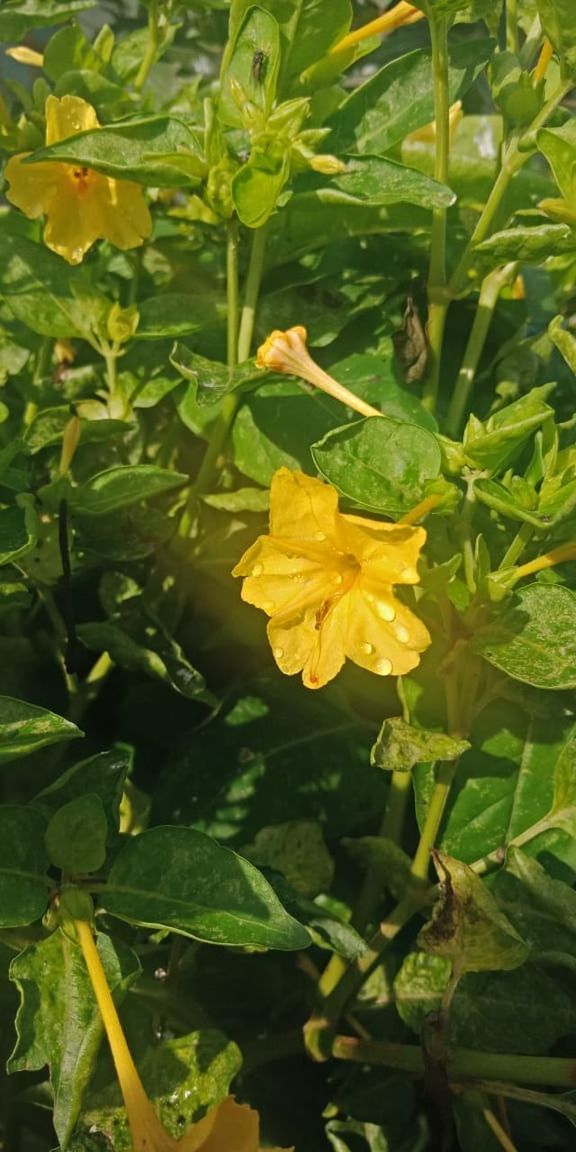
<box><xmin>233</xmin><ymin>468</ymin><xmax>431</xmax><ymax>689</ymax></box>
<box><xmin>179</xmin><ymin>1096</ymin><xmax>292</xmax><ymax>1152</ymax></box>
<box><xmin>330</xmin><ymin>2</ymin><xmax>424</xmax><ymax>55</ymax></box>
<box><xmin>5</xmin><ymin>95</ymin><xmax>152</xmax><ymax>264</ymax></box>
<box><xmin>256</xmin><ymin>327</ymin><xmax>381</xmax><ymax>419</ymax></box>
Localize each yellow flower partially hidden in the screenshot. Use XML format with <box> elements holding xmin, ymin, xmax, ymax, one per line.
<box><xmin>5</xmin><ymin>95</ymin><xmax>152</xmax><ymax>264</ymax></box>
<box><xmin>233</xmin><ymin>468</ymin><xmax>431</xmax><ymax>689</ymax></box>
<box><xmin>179</xmin><ymin>1096</ymin><xmax>292</xmax><ymax>1152</ymax></box>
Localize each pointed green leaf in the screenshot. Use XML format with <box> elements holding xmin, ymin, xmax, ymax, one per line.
<box><xmin>70</xmin><ymin>465</ymin><xmax>189</xmax><ymax>516</ymax></box>
<box><xmin>474</xmin><ymin>584</ymin><xmax>576</xmax><ymax>690</ymax></box>
<box><xmin>0</xmin><ymin>806</ymin><xmax>50</xmax><ymax>927</ymax></box>
<box><xmin>9</xmin><ymin>930</ymin><xmax>140</xmax><ymax>1147</ymax></box>
<box><xmin>0</xmin><ymin>696</ymin><xmax>82</xmax><ymax>766</ymax></box>
<box><xmin>24</xmin><ymin>116</ymin><xmax>205</xmax><ymax>187</ymax></box>
<box><xmin>219</xmin><ymin>6</ymin><xmax>281</xmax><ymax>128</ymax></box>
<box><xmin>0</xmin><ymin>503</ymin><xmax>38</xmax><ymax>566</ymax></box>
<box><xmin>0</xmin><ymin>1</ymin><xmax>95</xmax><ymax>39</ymax></box>
<box><xmin>103</xmin><ymin>826</ymin><xmax>310</xmax><ymax>949</ymax></box>
<box><xmin>371</xmin><ymin>718</ymin><xmax>470</xmax><ymax>773</ymax></box>
<box><xmin>32</xmin><ymin>748</ymin><xmax>131</xmax><ymax>843</ymax></box>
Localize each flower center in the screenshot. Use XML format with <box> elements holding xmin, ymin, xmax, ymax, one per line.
<box><xmin>70</xmin><ymin>166</ymin><xmax>91</xmax><ymax>193</ymax></box>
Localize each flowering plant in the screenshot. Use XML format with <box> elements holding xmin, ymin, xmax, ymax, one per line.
<box><xmin>0</xmin><ymin>2</ymin><xmax>576</xmax><ymax>1151</ymax></box>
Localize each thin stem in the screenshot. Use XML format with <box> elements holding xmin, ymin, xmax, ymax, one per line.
<box><xmin>332</xmin><ymin>1034</ymin><xmax>576</xmax><ymax>1088</ymax></box>
<box><xmin>449</xmin><ymin>79</ymin><xmax>573</xmax><ymax>299</ymax></box>
<box><xmin>422</xmin><ymin>12</ymin><xmax>451</xmax><ymax>413</ymax></box>
<box><xmin>499</xmin><ymin>522</ymin><xmax>534</xmax><ymax>569</ymax></box>
<box><xmin>237</xmin><ymin>224</ymin><xmax>268</xmax><ymax>363</ymax></box>
<box><xmin>483</xmin><ymin>1107</ymin><xmax>518</xmax><ymax>1152</ymax></box>
<box><xmin>446</xmin><ymin>262</ymin><xmax>519</xmax><ymax>438</ymax></box>
<box><xmin>178</xmin><ymin>394</ymin><xmax>238</xmax><ymax>537</ymax></box>
<box><xmin>226</xmin><ymin>217</ymin><xmax>240</xmax><ymax>371</ymax></box>
<box><xmin>410</xmin><ymin>760</ymin><xmax>458</xmax><ymax>882</ymax></box>
<box><xmin>506</xmin><ymin>0</ymin><xmax>518</xmax><ymax>54</ymax></box>
<box><xmin>134</xmin><ymin>0</ymin><xmax>159</xmax><ymax>92</ymax></box>
<box><xmin>350</xmin><ymin>772</ymin><xmax>412</xmax><ymax>936</ymax></box>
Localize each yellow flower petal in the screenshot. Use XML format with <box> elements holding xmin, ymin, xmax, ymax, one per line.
<box><xmin>256</xmin><ymin>329</ymin><xmax>381</xmax><ymax>419</ymax></box>
<box><xmin>5</xmin><ymin>46</ymin><xmax>44</xmax><ymax>66</ymax></box>
<box><xmin>179</xmin><ymin>1096</ymin><xmax>293</xmax><ymax>1152</ymax></box>
<box><xmin>45</xmin><ymin>92</ymin><xmax>99</xmax><ymax>144</ymax></box>
<box><xmin>233</xmin><ymin>468</ymin><xmax>431</xmax><ymax>689</ymax></box>
<box><xmin>5</xmin><ymin>155</ymin><xmax>68</xmax><ymax>219</ymax></box>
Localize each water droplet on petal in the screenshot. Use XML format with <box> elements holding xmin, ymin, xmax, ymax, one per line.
<box><xmin>314</xmin><ymin>531</ymin><xmax>327</xmax><ymax>542</ymax></box>
<box><xmin>401</xmin><ymin>567</ymin><xmax>418</xmax><ymax>581</ymax></box>
<box><xmin>395</xmin><ymin>624</ymin><xmax>410</xmax><ymax>643</ymax></box>
<box><xmin>264</xmin><ymin>600</ymin><xmax>276</xmax><ymax>612</ymax></box>
<box><xmin>376</xmin><ymin>600</ymin><xmax>395</xmax><ymax>622</ymax></box>
<box><xmin>273</xmin><ymin>646</ymin><xmax>284</xmax><ymax>659</ymax></box>
<box><xmin>375</xmin><ymin>657</ymin><xmax>393</xmax><ymax>676</ymax></box>
<box><xmin>331</xmin><ymin>572</ymin><xmax>343</xmax><ymax>585</ymax></box>
<box><xmin>251</xmin><ymin>562</ymin><xmax>263</xmax><ymax>576</ymax></box>
<box><xmin>360</xmin><ymin>642</ymin><xmax>374</xmax><ymax>655</ymax></box>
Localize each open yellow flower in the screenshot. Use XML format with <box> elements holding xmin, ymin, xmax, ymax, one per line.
<box><xmin>233</xmin><ymin>469</ymin><xmax>431</xmax><ymax>689</ymax></box>
<box><xmin>5</xmin><ymin>95</ymin><xmax>152</xmax><ymax>264</ymax></box>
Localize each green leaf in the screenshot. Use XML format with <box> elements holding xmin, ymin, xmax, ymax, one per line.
<box><xmin>343</xmin><ymin>835</ymin><xmax>412</xmax><ymax>902</ymax></box>
<box><xmin>538</xmin><ymin>119</ymin><xmax>576</xmax><ymax>200</ymax></box>
<box><xmin>45</xmin><ymin>794</ymin><xmax>108</xmax><ymax>874</ymax></box>
<box><xmin>323</xmin><ymin>155</ymin><xmax>455</xmax><ymax>210</ymax></box>
<box><xmin>170</xmin><ymin>342</ymin><xmax>260</xmax><ymax>406</ymax></box>
<box><xmin>43</xmin><ymin>22</ymin><xmax>105</xmax><ymax>82</ymax></box>
<box><xmin>9</xmin><ymin>930</ymin><xmax>140</xmax><ymax>1147</ymax></box>
<box><xmin>371</xmin><ymin>717</ymin><xmax>470</xmax><ymax>772</ymax></box>
<box><xmin>0</xmin><ymin>806</ymin><xmax>49</xmax><ymax>926</ymax></box>
<box><xmin>137</xmin><ymin>294</ymin><xmax>223</xmax><ymax>339</ymax></box>
<box><xmin>474</xmin><ymin>584</ymin><xmax>576</xmax><ymax>690</ymax></box>
<box><xmin>462</xmin><ymin>385</ymin><xmax>555</xmax><ymax>473</ymax></box>
<box><xmin>232</xmin><ymin>150</ymin><xmax>291</xmax><ymax>228</ymax></box>
<box><xmin>70</xmin><ymin>1029</ymin><xmax>241</xmax><ymax>1148</ymax></box>
<box><xmin>103</xmin><ymin>825</ymin><xmax>310</xmax><ymax>949</ymax></box>
<box><xmin>549</xmin><ymin>313</ymin><xmax>576</xmax><ymax>373</ymax></box>
<box><xmin>77</xmin><ymin>616</ymin><xmax>211</xmax><ymax>703</ymax></box>
<box><xmin>232</xmin><ymin>379</ymin><xmax>343</xmax><ymax>484</ymax></box>
<box><xmin>327</xmin><ymin>354</ymin><xmax>438</xmax><ymax>430</ymax></box>
<box><xmin>412</xmin><ymin>0</ymin><xmax>473</xmax><ymax>12</ymax></box>
<box><xmin>418</xmin><ymin>851</ymin><xmax>528</xmax><ymax>974</ymax></box>
<box><xmin>502</xmin><ymin>848</ymin><xmax>576</xmax><ymax>962</ymax></box>
<box><xmin>312</xmin><ymin>416</ymin><xmax>441</xmax><ymax>516</ymax></box>
<box><xmin>535</xmin><ymin>0</ymin><xmax>576</xmax><ymax>72</ymax></box>
<box><xmin>0</xmin><ymin>695</ymin><xmax>82</xmax><ymax>766</ymax></box>
<box><xmin>219</xmin><ymin>5</ymin><xmax>281</xmax><ymax>128</ymax></box>
<box><xmin>226</xmin><ymin>0</ymin><xmax>352</xmax><ymax>93</ymax></box>
<box><xmin>243</xmin><ymin>819</ymin><xmax>334</xmax><ymax>898</ymax></box>
<box><xmin>32</xmin><ymin>748</ymin><xmax>131</xmax><ymax>842</ymax></box>
<box><xmin>25</xmin><ymin>115</ymin><xmax>205</xmax><ymax>187</ymax></box>
<box><xmin>328</xmin><ymin>40</ymin><xmax>493</xmax><ymax>155</ymax></box>
<box><xmin>70</xmin><ymin>465</ymin><xmax>188</xmax><ymax>516</ymax></box>
<box><xmin>0</xmin><ymin>503</ymin><xmax>38</xmax><ymax>566</ymax></box>
<box><xmin>0</xmin><ymin>222</ymin><xmax>108</xmax><ymax>339</ymax></box>
<box><xmin>474</xmin><ymin>222</ymin><xmax>574</xmax><ymax>262</ymax></box>
<box><xmin>0</xmin><ymin>0</ymin><xmax>95</xmax><ymax>38</ymax></box>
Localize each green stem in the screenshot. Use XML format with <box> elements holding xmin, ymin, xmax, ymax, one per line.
<box><xmin>227</xmin><ymin>217</ymin><xmax>240</xmax><ymax>371</ymax></box>
<box><xmin>134</xmin><ymin>0</ymin><xmax>159</xmax><ymax>92</ymax></box>
<box><xmin>237</xmin><ymin>224</ymin><xmax>268</xmax><ymax>362</ymax></box>
<box><xmin>410</xmin><ymin>760</ymin><xmax>459</xmax><ymax>882</ymax></box>
<box><xmin>506</xmin><ymin>0</ymin><xmax>518</xmax><ymax>54</ymax></box>
<box><xmin>332</xmin><ymin>1034</ymin><xmax>576</xmax><ymax>1088</ymax></box>
<box><xmin>178</xmin><ymin>394</ymin><xmax>238</xmax><ymax>537</ymax></box>
<box><xmin>499</xmin><ymin>522</ymin><xmax>534</xmax><ymax>569</ymax></box>
<box><xmin>446</xmin><ymin>262</ymin><xmax>519</xmax><ymax>438</ymax></box>
<box><xmin>449</xmin><ymin>79</ymin><xmax>573</xmax><ymax>299</ymax></box>
<box><xmin>422</xmin><ymin>12</ymin><xmax>451</xmax><ymax>413</ymax></box>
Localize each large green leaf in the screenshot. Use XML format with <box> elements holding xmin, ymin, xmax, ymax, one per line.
<box><xmin>414</xmin><ymin>704</ymin><xmax>576</xmax><ymax>870</ymax></box>
<box><xmin>0</xmin><ymin>224</ymin><xmax>108</xmax><ymax>339</ymax></box>
<box><xmin>170</xmin><ymin>342</ymin><xmax>260</xmax><ymax>407</ymax></box>
<box><xmin>225</xmin><ymin>0</ymin><xmax>352</xmax><ymax>92</ymax></box>
<box><xmin>0</xmin><ymin>695</ymin><xmax>82</xmax><ymax>766</ymax></box>
<box><xmin>9</xmin><ymin>930</ymin><xmax>140</xmax><ymax>1147</ymax></box>
<box><xmin>328</xmin><ymin>40</ymin><xmax>492</xmax><ymax>156</ymax></box>
<box><xmin>219</xmin><ymin>5</ymin><xmax>281</xmax><ymax>127</ymax></box>
<box><xmin>45</xmin><ymin>794</ymin><xmax>108</xmax><ymax>874</ymax></box>
<box><xmin>474</xmin><ymin>584</ymin><xmax>576</xmax><ymax>690</ymax></box>
<box><xmin>312</xmin><ymin>415</ymin><xmax>441</xmax><ymax>516</ymax></box>
<box><xmin>0</xmin><ymin>806</ymin><xmax>50</xmax><ymax>927</ymax></box>
<box><xmin>24</xmin><ymin>116</ymin><xmax>205</xmax><ymax>187</ymax></box>
<box><xmin>103</xmin><ymin>825</ymin><xmax>310</xmax><ymax>949</ymax></box>
<box><xmin>78</xmin><ymin>614</ymin><xmax>212</xmax><ymax>703</ymax></box>
<box><xmin>320</xmin><ymin>155</ymin><xmax>455</xmax><ymax>210</ymax></box>
<box><xmin>70</xmin><ymin>465</ymin><xmax>189</xmax><ymax>516</ymax></box>
<box><xmin>0</xmin><ymin>0</ymin><xmax>95</xmax><ymax>38</ymax></box>
<box><xmin>69</xmin><ymin>1029</ymin><xmax>241</xmax><ymax>1149</ymax></box>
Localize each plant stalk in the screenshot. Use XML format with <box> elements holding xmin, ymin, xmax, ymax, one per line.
<box><xmin>422</xmin><ymin>12</ymin><xmax>451</xmax><ymax>412</ymax></box>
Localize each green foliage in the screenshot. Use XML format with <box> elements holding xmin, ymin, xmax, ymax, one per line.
<box><xmin>0</xmin><ymin>2</ymin><xmax>576</xmax><ymax>1150</ymax></box>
